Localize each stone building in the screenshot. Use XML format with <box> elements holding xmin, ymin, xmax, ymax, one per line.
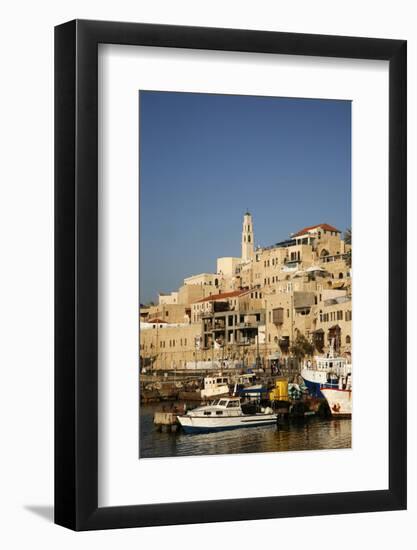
<box><xmin>140</xmin><ymin>214</ymin><xmax>352</xmax><ymax>370</ymax></box>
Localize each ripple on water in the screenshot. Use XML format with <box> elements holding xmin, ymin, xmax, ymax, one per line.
<box><xmin>139</xmin><ymin>403</ymin><xmax>351</xmax><ymax>459</ymax></box>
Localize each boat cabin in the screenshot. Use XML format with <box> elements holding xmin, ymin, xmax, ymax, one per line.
<box><xmin>203</xmin><ymin>376</ymin><xmax>229</xmax><ymax>389</ymax></box>
<box><xmin>210</xmin><ymin>397</ymin><xmax>241</xmax><ymax>408</ymax></box>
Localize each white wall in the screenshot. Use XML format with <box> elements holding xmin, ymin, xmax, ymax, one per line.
<box><xmin>0</xmin><ymin>0</ymin><xmax>415</xmax><ymax>547</ymax></box>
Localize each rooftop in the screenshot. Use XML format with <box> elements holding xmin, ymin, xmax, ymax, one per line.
<box><xmin>293</xmin><ymin>223</ymin><xmax>341</xmax><ymax>237</ymax></box>
<box><xmin>194</xmin><ymin>289</ymin><xmax>249</xmax><ymax>304</ymax></box>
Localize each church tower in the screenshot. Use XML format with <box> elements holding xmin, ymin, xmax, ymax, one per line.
<box><xmin>241</xmin><ymin>211</ymin><xmax>254</xmax><ymax>262</ymax></box>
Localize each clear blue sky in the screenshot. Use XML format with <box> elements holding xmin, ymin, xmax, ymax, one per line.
<box><xmin>139</xmin><ymin>91</ymin><xmax>351</xmax><ymax>304</ymax></box>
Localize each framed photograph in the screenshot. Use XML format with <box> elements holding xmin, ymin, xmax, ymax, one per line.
<box><xmin>55</xmin><ymin>20</ymin><xmax>406</xmax><ymax>530</ymax></box>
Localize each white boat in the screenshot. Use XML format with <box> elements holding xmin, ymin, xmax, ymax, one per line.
<box><xmin>321</xmin><ymin>372</ymin><xmax>352</xmax><ymax>417</ymax></box>
<box><xmin>301</xmin><ymin>339</ymin><xmax>351</xmax><ymax>398</ymax></box>
<box><xmin>177</xmin><ymin>397</ymin><xmax>277</xmax><ymax>433</ymax></box>
<box><xmin>200</xmin><ymin>374</ymin><xmax>230</xmax><ymax>399</ymax></box>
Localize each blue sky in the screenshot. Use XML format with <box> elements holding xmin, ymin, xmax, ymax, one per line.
<box><xmin>139</xmin><ymin>91</ymin><xmax>351</xmax><ymax>304</ymax></box>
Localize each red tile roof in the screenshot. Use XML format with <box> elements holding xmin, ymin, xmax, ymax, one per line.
<box><xmin>293</xmin><ymin>223</ymin><xmax>340</xmax><ymax>237</ymax></box>
<box><xmin>194</xmin><ymin>289</ymin><xmax>249</xmax><ymax>304</ymax></box>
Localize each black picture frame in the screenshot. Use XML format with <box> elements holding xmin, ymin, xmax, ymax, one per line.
<box><xmin>55</xmin><ymin>19</ymin><xmax>407</xmax><ymax>531</ymax></box>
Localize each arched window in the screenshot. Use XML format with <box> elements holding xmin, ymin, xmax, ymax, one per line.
<box><xmin>339</xmin><ymin>272</ymin><xmax>344</xmax><ymax>279</ymax></box>
<box><xmin>346</xmin><ymin>335</ymin><xmax>351</xmax><ymax>344</ymax></box>
<box><xmin>248</xmin><ymin>235</ymin><xmax>251</xmax><ymax>243</ymax></box>
<box><xmin>214</xmin><ymin>278</ymin><xmax>218</xmax><ymax>286</ymax></box>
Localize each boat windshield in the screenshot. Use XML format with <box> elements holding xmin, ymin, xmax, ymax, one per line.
<box><xmin>211</xmin><ymin>399</ymin><xmax>219</xmax><ymax>405</ymax></box>
<box><xmin>218</xmin><ymin>400</ymin><xmax>228</xmax><ymax>407</ymax></box>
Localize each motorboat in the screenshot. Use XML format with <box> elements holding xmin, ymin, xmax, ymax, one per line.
<box><xmin>177</xmin><ymin>397</ymin><xmax>277</xmax><ymax>433</ymax></box>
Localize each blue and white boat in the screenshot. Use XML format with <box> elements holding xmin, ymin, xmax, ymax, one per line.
<box><xmin>177</xmin><ymin>397</ymin><xmax>277</xmax><ymax>433</ymax></box>
<box><xmin>301</xmin><ymin>339</ymin><xmax>351</xmax><ymax>398</ymax></box>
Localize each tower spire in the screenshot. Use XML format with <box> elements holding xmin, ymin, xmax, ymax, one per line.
<box><xmin>241</xmin><ymin>212</ymin><xmax>254</xmax><ymax>262</ymax></box>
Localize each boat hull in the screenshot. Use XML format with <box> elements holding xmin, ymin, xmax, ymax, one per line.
<box><xmin>321</xmin><ymin>388</ymin><xmax>352</xmax><ymax>417</ymax></box>
<box><xmin>301</xmin><ymin>375</ymin><xmax>325</xmax><ymax>398</ymax></box>
<box><xmin>177</xmin><ymin>413</ymin><xmax>277</xmax><ymax>433</ymax></box>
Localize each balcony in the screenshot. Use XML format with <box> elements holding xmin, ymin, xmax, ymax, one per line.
<box><xmin>237</xmin><ymin>337</ymin><xmax>256</xmax><ymax>346</ymax></box>
<box><xmin>272</xmin><ymin>307</ymin><xmax>284</xmax><ymax>325</ymax></box>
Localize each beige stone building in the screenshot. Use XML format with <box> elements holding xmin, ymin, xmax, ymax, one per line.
<box><xmin>145</xmin><ymin>303</ymin><xmax>191</xmax><ymax>324</ymax></box>
<box><xmin>140</xmin><ymin>214</ymin><xmax>352</xmax><ymax>369</ymax></box>
<box><xmin>140</xmin><ymin>322</ymin><xmax>202</xmax><ymax>370</ymax></box>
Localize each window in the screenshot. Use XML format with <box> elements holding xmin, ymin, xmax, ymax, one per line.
<box><xmin>204</xmin><ymin>411</ymin><xmax>212</xmax><ymax>416</ymax></box>
<box><xmin>346</xmin><ymin>335</ymin><xmax>351</xmax><ymax>344</ymax></box>
<box><xmin>216</xmin><ymin>411</ymin><xmax>223</xmax><ymax>415</ymax></box>
<box><xmin>218</xmin><ymin>400</ymin><xmax>228</xmax><ymax>407</ymax></box>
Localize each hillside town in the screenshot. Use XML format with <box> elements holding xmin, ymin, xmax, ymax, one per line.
<box><xmin>140</xmin><ymin>213</ymin><xmax>352</xmax><ymax>374</ymax></box>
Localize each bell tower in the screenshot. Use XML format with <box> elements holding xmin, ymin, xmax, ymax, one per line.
<box><xmin>241</xmin><ymin>211</ymin><xmax>254</xmax><ymax>262</ymax></box>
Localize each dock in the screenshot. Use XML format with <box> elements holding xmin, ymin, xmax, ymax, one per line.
<box><xmin>153</xmin><ymin>404</ymin><xmax>186</xmax><ymax>432</ymax></box>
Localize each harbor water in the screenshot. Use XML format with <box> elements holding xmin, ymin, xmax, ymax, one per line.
<box><xmin>139</xmin><ymin>402</ymin><xmax>351</xmax><ymax>459</ymax></box>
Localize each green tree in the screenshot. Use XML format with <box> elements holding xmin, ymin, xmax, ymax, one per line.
<box><xmin>344</xmin><ymin>228</ymin><xmax>352</xmax><ymax>268</ymax></box>
<box><xmin>290</xmin><ymin>334</ymin><xmax>314</xmax><ymax>359</ymax></box>
<box><xmin>344</xmin><ymin>228</ymin><xmax>352</xmax><ymax>245</ymax></box>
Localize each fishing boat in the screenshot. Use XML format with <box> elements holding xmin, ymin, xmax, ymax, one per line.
<box><xmin>177</xmin><ymin>397</ymin><xmax>277</xmax><ymax>433</ymax></box>
<box><xmin>301</xmin><ymin>339</ymin><xmax>351</xmax><ymax>398</ymax></box>
<box><xmin>200</xmin><ymin>374</ymin><xmax>230</xmax><ymax>399</ymax></box>
<box><xmin>231</xmin><ymin>373</ymin><xmax>266</xmax><ymax>400</ymax></box>
<box><xmin>321</xmin><ymin>372</ymin><xmax>352</xmax><ymax>417</ymax></box>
